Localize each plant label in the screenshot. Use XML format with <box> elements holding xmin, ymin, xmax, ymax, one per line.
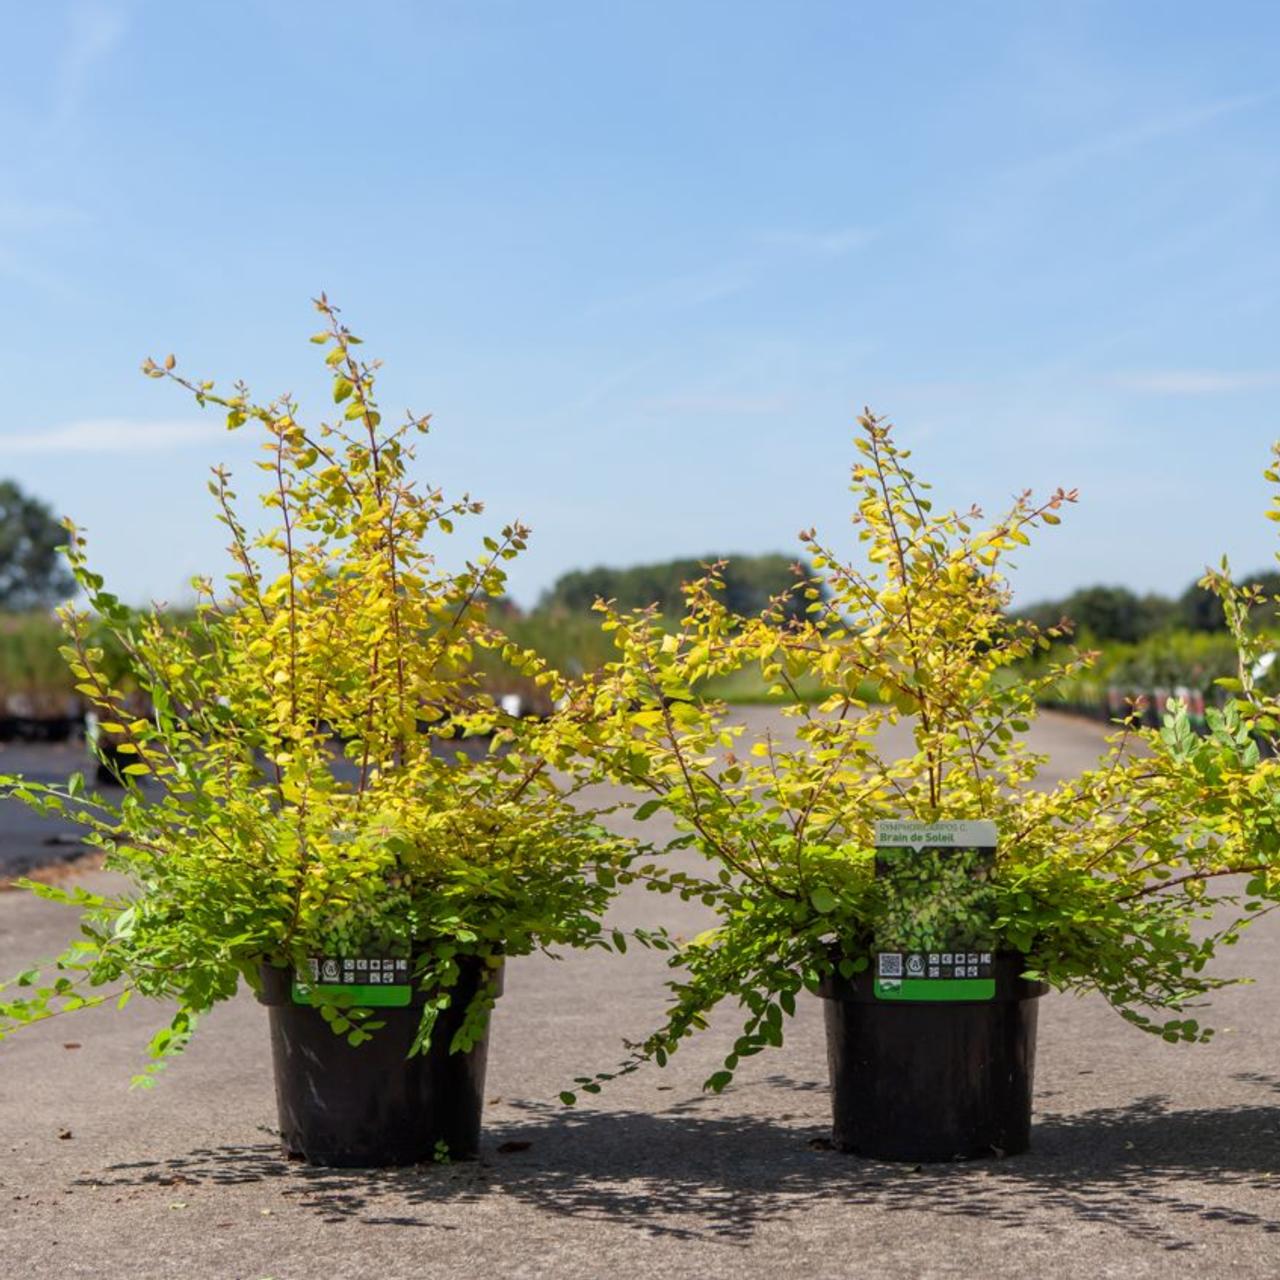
<box><xmin>291</xmin><ymin>956</ymin><xmax>413</xmax><ymax>1007</ymax></box>
<box><xmin>873</xmin><ymin>820</ymin><xmax>998</xmax><ymax>1002</ymax></box>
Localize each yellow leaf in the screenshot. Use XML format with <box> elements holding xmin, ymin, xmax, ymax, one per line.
<box><xmin>669</xmin><ymin>701</ymin><xmax>700</xmax><ymax>726</ymax></box>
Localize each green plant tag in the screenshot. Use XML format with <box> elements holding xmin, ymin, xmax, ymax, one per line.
<box><xmin>291</xmin><ymin>957</ymin><xmax>413</xmax><ymax>1007</ymax></box>
<box><xmin>872</xmin><ymin>950</ymin><xmax>996</xmax><ymax>1001</ymax></box>
<box><xmin>873</xmin><ymin>821</ymin><xmax>998</xmax><ymax>1002</ymax></box>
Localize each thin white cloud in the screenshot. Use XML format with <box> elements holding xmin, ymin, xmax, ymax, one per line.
<box><xmin>754</xmin><ymin>226</ymin><xmax>877</xmax><ymax>256</ymax></box>
<box><xmin>0</xmin><ymin>198</ymin><xmax>89</xmax><ymax>234</ymax></box>
<box><xmin>1008</xmin><ymin>89</ymin><xmax>1277</xmax><ymax>186</ymax></box>
<box><xmin>0</xmin><ymin>6</ymin><xmax>122</xmax><ymax>303</ymax></box>
<box><xmin>0</xmin><ymin>419</ymin><xmax>223</xmax><ymax>455</ymax></box>
<box><xmin>1114</xmin><ymin>370</ymin><xmax>1280</xmax><ymax>395</ymax></box>
<box><xmin>52</xmin><ymin>2</ymin><xmax>126</xmax><ymax>132</ymax></box>
<box><xmin>0</xmin><ymin>244</ymin><xmax>80</xmax><ymax>299</ymax></box>
<box><xmin>586</xmin><ymin>225</ymin><xmax>875</xmax><ymax>320</ymax></box>
<box><xmin>584</xmin><ymin>265</ymin><xmax>751</xmax><ymax>319</ymax></box>
<box><xmin>639</xmin><ymin>393</ymin><xmax>788</xmax><ymax>415</ymax></box>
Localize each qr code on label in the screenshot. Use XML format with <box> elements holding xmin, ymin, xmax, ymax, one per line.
<box><xmin>877</xmin><ymin>953</ymin><xmax>903</xmax><ymax>978</ymax></box>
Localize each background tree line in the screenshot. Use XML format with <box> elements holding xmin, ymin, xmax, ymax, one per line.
<box><xmin>536</xmin><ymin>553</ymin><xmax>814</xmax><ymax>623</ymax></box>
<box><xmin>1015</xmin><ymin>573</ymin><xmax>1280</xmax><ymax>643</ymax></box>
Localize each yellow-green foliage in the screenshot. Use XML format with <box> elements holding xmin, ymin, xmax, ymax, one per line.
<box><xmin>0</xmin><ymin>300</ymin><xmax>651</xmax><ymax>1081</ymax></box>
<box><xmin>560</xmin><ymin>413</ymin><xmax>1263</xmax><ymax>1098</ymax></box>
<box><xmin>1181</xmin><ymin>441</ymin><xmax>1280</xmax><ymax>903</ymax></box>
<box><xmin>482</xmin><ymin>610</ymin><xmax>834</xmax><ymax>707</ymax></box>
<box><xmin>0</xmin><ymin>607</ymin><xmax>607</xmax><ymax>718</ymax></box>
<box><xmin>470</xmin><ymin>609</ymin><xmax>618</xmax><ymax>710</ymax></box>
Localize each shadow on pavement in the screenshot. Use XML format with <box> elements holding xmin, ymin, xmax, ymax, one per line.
<box><xmin>78</xmin><ymin>1084</ymin><xmax>1280</xmax><ymax>1249</ymax></box>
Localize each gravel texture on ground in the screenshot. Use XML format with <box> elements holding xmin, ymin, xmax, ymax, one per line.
<box><xmin>0</xmin><ymin>711</ymin><xmax>1277</xmax><ymax>1279</ymax></box>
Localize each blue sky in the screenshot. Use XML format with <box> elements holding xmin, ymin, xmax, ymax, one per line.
<box><xmin>2</xmin><ymin>1</ymin><xmax>1279</xmax><ymax>609</ymax></box>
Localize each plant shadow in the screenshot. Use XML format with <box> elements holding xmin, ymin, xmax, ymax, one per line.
<box><xmin>80</xmin><ymin>1079</ymin><xmax>1280</xmax><ymax>1248</ymax></box>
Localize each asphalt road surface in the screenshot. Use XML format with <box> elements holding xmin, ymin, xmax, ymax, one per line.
<box><xmin>0</xmin><ymin>738</ymin><xmax>97</xmax><ymax>877</ymax></box>
<box><xmin>1</xmin><ymin>711</ymin><xmax>1278</xmax><ymax>1279</ymax></box>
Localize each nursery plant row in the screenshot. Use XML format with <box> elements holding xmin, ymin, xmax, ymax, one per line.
<box><xmin>0</xmin><ymin>615</ymin><xmax>1254</xmax><ymax>735</ymax></box>
<box><xmin>2</xmin><ymin>300</ymin><xmax>1278</xmax><ymax>1170</ymax></box>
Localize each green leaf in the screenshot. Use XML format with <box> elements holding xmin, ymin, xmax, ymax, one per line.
<box><xmin>809</xmin><ymin>886</ymin><xmax>838</xmax><ymax>914</ymax></box>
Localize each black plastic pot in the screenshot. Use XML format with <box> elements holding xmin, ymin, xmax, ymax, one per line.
<box><xmin>818</xmin><ymin>953</ymin><xmax>1046</xmax><ymax>1162</ymax></box>
<box><xmin>257</xmin><ymin>956</ymin><xmax>503</xmax><ymax>1167</ymax></box>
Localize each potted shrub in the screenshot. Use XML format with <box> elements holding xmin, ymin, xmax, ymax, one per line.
<box><xmin>0</xmin><ymin>299</ymin><xmax>641</xmax><ymax>1167</ymax></box>
<box><xmin>1168</xmin><ymin>443</ymin><xmax>1280</xmax><ymax>898</ymax></box>
<box><xmin>561</xmin><ymin>413</ymin><xmax>1256</xmax><ymax>1161</ymax></box>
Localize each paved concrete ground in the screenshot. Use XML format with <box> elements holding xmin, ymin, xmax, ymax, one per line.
<box><xmin>1</xmin><ymin>712</ymin><xmax>1278</xmax><ymax>1279</ymax></box>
